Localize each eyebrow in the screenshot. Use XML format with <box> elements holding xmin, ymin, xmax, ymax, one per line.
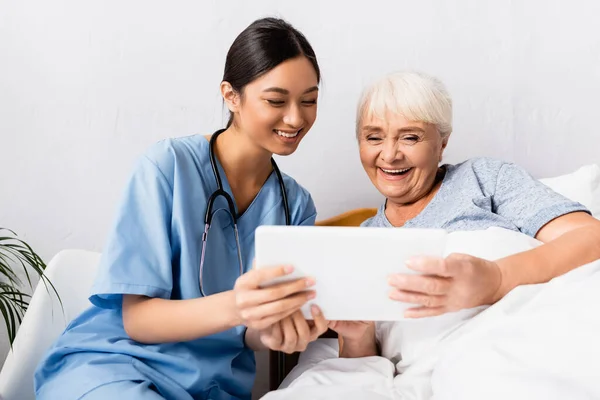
<box><xmin>361</xmin><ymin>125</ymin><xmax>426</xmax><ymax>134</ymax></box>
<box><xmin>262</xmin><ymin>86</ymin><xmax>319</xmax><ymax>95</ymax></box>
<box><xmin>397</xmin><ymin>126</ymin><xmax>426</xmax><ymax>134</ymax></box>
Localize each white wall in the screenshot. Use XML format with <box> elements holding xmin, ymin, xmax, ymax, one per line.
<box><xmin>1</xmin><ymin>0</ymin><xmax>599</xmax><ymax>397</ymax></box>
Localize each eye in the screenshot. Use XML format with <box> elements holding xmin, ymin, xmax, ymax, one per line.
<box><xmin>366</xmin><ymin>136</ymin><xmax>382</xmax><ymax>142</ymax></box>
<box><xmin>266</xmin><ymin>99</ymin><xmax>285</xmax><ymax>106</ymax></box>
<box><xmin>301</xmin><ymin>99</ymin><xmax>317</xmax><ymax>106</ymax></box>
<box><xmin>403</xmin><ymin>135</ymin><xmax>419</xmax><ymax>142</ymax></box>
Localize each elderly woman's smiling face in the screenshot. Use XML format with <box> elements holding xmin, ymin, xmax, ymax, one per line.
<box><xmin>358</xmin><ymin>111</ymin><xmax>448</xmax><ymax>206</ymax></box>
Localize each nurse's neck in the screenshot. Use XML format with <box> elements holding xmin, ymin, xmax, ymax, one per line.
<box><xmin>207</xmin><ymin>127</ymin><xmax>274</xmax><ymax>208</ymax></box>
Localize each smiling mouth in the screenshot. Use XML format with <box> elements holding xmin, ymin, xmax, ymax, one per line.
<box><xmin>274</xmin><ymin>129</ymin><xmax>301</xmax><ymax>138</ymax></box>
<box><xmin>380</xmin><ymin>167</ymin><xmax>412</xmax><ymax>176</ymax></box>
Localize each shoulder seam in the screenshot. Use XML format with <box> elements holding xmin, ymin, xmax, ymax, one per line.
<box><xmin>142</xmin><ymin>154</ymin><xmax>175</xmax><ymax>193</ymax></box>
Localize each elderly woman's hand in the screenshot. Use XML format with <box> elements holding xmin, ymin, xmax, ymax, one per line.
<box><xmin>328</xmin><ymin>321</ymin><xmax>378</xmax><ymax>358</ymax></box>
<box><xmin>328</xmin><ymin>320</ymin><xmax>374</xmax><ymax>341</ymax></box>
<box><xmin>388</xmin><ymin>253</ymin><xmax>503</xmax><ymax>318</ymax></box>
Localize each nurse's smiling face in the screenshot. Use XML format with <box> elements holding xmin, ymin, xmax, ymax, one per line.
<box><xmin>223</xmin><ymin>56</ymin><xmax>319</xmax><ymax>156</ymax></box>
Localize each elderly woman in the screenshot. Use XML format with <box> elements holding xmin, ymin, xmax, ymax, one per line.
<box><xmin>328</xmin><ymin>71</ymin><xmax>600</xmax><ymax>358</ymax></box>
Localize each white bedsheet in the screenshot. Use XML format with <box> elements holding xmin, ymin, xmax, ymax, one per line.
<box><xmin>261</xmin><ymin>228</ymin><xmax>600</xmax><ymax>400</ymax></box>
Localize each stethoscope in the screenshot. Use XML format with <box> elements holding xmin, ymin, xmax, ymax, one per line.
<box><xmin>199</xmin><ymin>128</ymin><xmax>291</xmax><ymax>297</ymax></box>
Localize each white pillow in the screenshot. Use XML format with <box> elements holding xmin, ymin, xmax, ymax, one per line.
<box><xmin>539</xmin><ymin>164</ymin><xmax>600</xmax><ymax>218</ymax></box>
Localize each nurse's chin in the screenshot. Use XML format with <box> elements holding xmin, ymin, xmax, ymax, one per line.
<box><xmin>272</xmin><ymin>144</ymin><xmax>301</xmax><ymax>157</ymax></box>
<box><xmin>269</xmin><ymin>137</ymin><xmax>304</xmax><ymax>156</ymax></box>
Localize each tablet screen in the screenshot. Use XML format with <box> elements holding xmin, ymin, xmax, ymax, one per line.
<box><xmin>255</xmin><ymin>226</ymin><xmax>447</xmax><ymax>321</ymax></box>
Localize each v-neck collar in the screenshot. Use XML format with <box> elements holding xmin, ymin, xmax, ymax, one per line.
<box><xmin>213</xmin><ymin>154</ymin><xmax>276</xmax><ymax>222</ymax></box>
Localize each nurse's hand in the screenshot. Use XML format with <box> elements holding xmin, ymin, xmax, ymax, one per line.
<box><xmin>233</xmin><ymin>265</ymin><xmax>316</xmax><ymax>331</ymax></box>
<box><xmin>259</xmin><ymin>305</ymin><xmax>328</xmax><ymax>354</ymax></box>
<box><xmin>388</xmin><ymin>253</ymin><xmax>502</xmax><ymax>318</ymax></box>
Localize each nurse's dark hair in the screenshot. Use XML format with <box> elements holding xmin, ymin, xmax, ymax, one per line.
<box><xmin>222</xmin><ymin>17</ymin><xmax>320</xmax><ymax>128</ymax></box>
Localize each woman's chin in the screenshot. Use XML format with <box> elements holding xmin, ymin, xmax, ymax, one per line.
<box><xmin>271</xmin><ymin>145</ymin><xmax>299</xmax><ymax>156</ymax></box>
<box><xmin>377</xmin><ymin>181</ymin><xmax>419</xmax><ymax>203</ymax></box>
<box><xmin>376</xmin><ymin>180</ymin><xmax>407</xmax><ymax>196</ymax></box>
<box><xmin>271</xmin><ymin>141</ymin><xmax>303</xmax><ymax>156</ymax></box>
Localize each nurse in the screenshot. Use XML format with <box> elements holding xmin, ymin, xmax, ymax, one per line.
<box><xmin>35</xmin><ymin>17</ymin><xmax>327</xmax><ymax>400</ymax></box>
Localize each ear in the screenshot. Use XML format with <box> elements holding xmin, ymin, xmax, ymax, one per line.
<box><xmin>439</xmin><ymin>134</ymin><xmax>451</xmax><ymax>162</ymax></box>
<box><xmin>220</xmin><ymin>81</ymin><xmax>241</xmax><ymax>113</ymax></box>
<box><xmin>441</xmin><ymin>135</ymin><xmax>450</xmax><ymax>150</ymax></box>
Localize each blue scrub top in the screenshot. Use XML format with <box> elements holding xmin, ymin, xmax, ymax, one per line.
<box><xmin>34</xmin><ymin>134</ymin><xmax>317</xmax><ymax>400</ymax></box>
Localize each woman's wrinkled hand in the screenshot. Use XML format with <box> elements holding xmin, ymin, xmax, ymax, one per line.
<box><xmin>327</xmin><ymin>321</ymin><xmax>374</xmax><ymax>341</ymax></box>
<box><xmin>388</xmin><ymin>253</ymin><xmax>503</xmax><ymax>318</ymax></box>
<box><xmin>328</xmin><ymin>320</ymin><xmax>377</xmax><ymax>358</ymax></box>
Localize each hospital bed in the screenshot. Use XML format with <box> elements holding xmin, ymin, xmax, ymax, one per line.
<box><xmin>261</xmin><ymin>165</ymin><xmax>600</xmax><ymax>400</ymax></box>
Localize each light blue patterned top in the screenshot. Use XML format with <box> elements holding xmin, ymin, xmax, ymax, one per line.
<box><xmin>362</xmin><ymin>158</ymin><xmax>588</xmax><ymax>235</ymax></box>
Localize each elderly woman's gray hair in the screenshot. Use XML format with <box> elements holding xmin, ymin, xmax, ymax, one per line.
<box><xmin>356</xmin><ymin>71</ymin><xmax>453</xmax><ymax>138</ymax></box>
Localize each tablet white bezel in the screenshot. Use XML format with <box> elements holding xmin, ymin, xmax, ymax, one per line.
<box><xmin>255</xmin><ymin>226</ymin><xmax>447</xmax><ymax>321</ymax></box>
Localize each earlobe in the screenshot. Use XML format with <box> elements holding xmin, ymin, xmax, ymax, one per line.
<box><xmin>439</xmin><ymin>139</ymin><xmax>449</xmax><ymax>162</ymax></box>
<box><xmin>441</xmin><ymin>136</ymin><xmax>450</xmax><ymax>150</ymax></box>
<box><xmin>440</xmin><ymin>136</ymin><xmax>450</xmax><ymax>161</ymax></box>
<box><xmin>220</xmin><ymin>81</ymin><xmax>240</xmax><ymax>113</ymax></box>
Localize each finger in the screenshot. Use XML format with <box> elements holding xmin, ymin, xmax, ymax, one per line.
<box><xmin>240</xmin><ymin>290</ymin><xmax>315</xmax><ymax>323</ymax></box>
<box><xmin>236</xmin><ymin>277</ymin><xmax>315</xmax><ymax>308</ymax></box>
<box><xmin>309</xmin><ymin>305</ymin><xmax>328</xmax><ymax>339</ymax></box>
<box><xmin>388</xmin><ymin>274</ymin><xmax>451</xmax><ymax>295</ymax></box>
<box><xmin>281</xmin><ymin>316</ymin><xmax>297</xmax><ymax>354</ymax></box>
<box><xmin>292</xmin><ymin>311</ymin><xmax>310</xmax><ymax>340</ymax></box>
<box><xmin>248</xmin><ymin>307</ymin><xmax>299</xmax><ymax>331</ymax></box>
<box><xmin>292</xmin><ymin>311</ymin><xmax>310</xmax><ymax>350</ymax></box>
<box><xmin>404</xmin><ymin>306</ymin><xmax>446</xmax><ymax>319</ymax></box>
<box><xmin>389</xmin><ymin>289</ymin><xmax>447</xmax><ymax>308</ymax></box>
<box><xmin>259</xmin><ymin>323</ymin><xmax>277</xmax><ymax>350</ymax></box>
<box><xmin>267</xmin><ymin>321</ymin><xmax>283</xmax><ymax>350</ymax></box>
<box><xmin>405</xmin><ymin>257</ymin><xmax>453</xmax><ymax>277</ymax></box>
<box><xmin>235</xmin><ymin>265</ymin><xmax>295</xmax><ymax>290</ymax></box>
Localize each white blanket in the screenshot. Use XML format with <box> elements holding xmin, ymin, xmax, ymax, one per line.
<box><xmin>261</xmin><ymin>228</ymin><xmax>600</xmax><ymax>400</ymax></box>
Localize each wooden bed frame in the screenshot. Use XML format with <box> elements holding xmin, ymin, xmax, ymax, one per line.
<box><xmin>267</xmin><ymin>208</ymin><xmax>378</xmax><ymax>390</ymax></box>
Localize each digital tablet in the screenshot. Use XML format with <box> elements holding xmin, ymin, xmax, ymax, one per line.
<box><xmin>254</xmin><ymin>225</ymin><xmax>447</xmax><ymax>321</ymax></box>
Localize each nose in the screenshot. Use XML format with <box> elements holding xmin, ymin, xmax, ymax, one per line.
<box><xmin>282</xmin><ymin>103</ymin><xmax>304</xmax><ymax>129</ymax></box>
<box><xmin>380</xmin><ymin>138</ymin><xmax>402</xmax><ymax>164</ymax></box>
